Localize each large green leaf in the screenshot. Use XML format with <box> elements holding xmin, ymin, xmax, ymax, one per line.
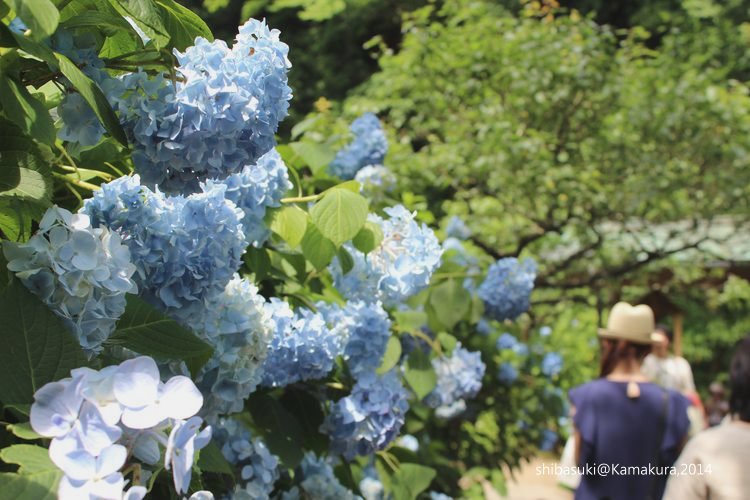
<box><xmin>310</xmin><ymin>187</ymin><xmax>368</xmax><ymax>247</ymax></box>
<box><xmin>108</xmin><ymin>296</ymin><xmax>213</xmax><ymax>376</ymax></box>
<box><xmin>289</xmin><ymin>141</ymin><xmax>336</xmax><ymax>174</ymax></box>
<box><xmin>0</xmin><ymin>278</ymin><xmax>89</xmax><ymax>406</ymax></box>
<box><xmin>300</xmin><ymin>222</ymin><xmax>336</xmax><ymax>271</ymax></box>
<box><xmin>403</xmin><ymin>349</ymin><xmax>437</xmax><ymax>400</ymax></box>
<box><xmin>352</xmin><ymin>220</ymin><xmax>384</xmax><ymax>254</ymax></box>
<box><xmin>390</xmin><ymin>464</ymin><xmax>437</xmax><ymax>500</ymax></box>
<box><xmin>197</xmin><ymin>441</ymin><xmax>234</xmax><ymax>478</ymax></box>
<box><xmin>0</xmin><ymin>445</ymin><xmax>55</xmax><ymax>474</ymax></box>
<box><xmin>61</xmin><ymin>11</ymin><xmax>137</xmax><ymax>37</ymax></box>
<box><xmin>376</xmin><ymin>336</ymin><xmax>402</xmax><ymax>375</ymax></box>
<box><xmin>267</xmin><ymin>205</ymin><xmax>308</xmax><ymax>248</ymax></box>
<box><xmin>107</xmin><ymin>0</ymin><xmax>170</xmax><ymax>48</ymax></box>
<box><xmin>0</xmin><ymin>471</ymin><xmax>60</xmax><ymax>500</ymax></box>
<box><xmin>6</xmin><ymin>0</ymin><xmax>60</xmax><ymax>40</ymax></box>
<box><xmin>155</xmin><ymin>0</ymin><xmax>213</xmax><ymax>50</ymax></box>
<box><xmin>428</xmin><ymin>278</ymin><xmax>471</xmax><ymax>329</ymax></box>
<box><xmin>246</xmin><ymin>393</ymin><xmax>305</xmax><ymax>468</ymax></box>
<box><xmin>55</xmin><ymin>53</ymin><xmax>128</xmax><ymax>146</ymax></box>
<box><xmin>0</xmin><ymin>150</ymin><xmax>50</xmax><ymax>202</ymax></box>
<box><xmin>0</xmin><ymin>76</ymin><xmax>55</xmax><ymax>145</ymax></box>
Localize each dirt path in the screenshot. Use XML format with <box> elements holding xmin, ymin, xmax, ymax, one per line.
<box><xmin>498</xmin><ymin>456</ymin><xmax>575</xmax><ymax>500</ymax></box>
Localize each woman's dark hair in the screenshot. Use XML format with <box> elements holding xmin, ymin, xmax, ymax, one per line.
<box><xmin>599</xmin><ymin>338</ymin><xmax>652</xmax><ymax>377</ymax></box>
<box><xmin>729</xmin><ymin>334</ymin><xmax>750</xmax><ymax>422</ymax></box>
<box><xmin>654</xmin><ymin>323</ymin><xmax>673</xmax><ymax>342</ymax></box>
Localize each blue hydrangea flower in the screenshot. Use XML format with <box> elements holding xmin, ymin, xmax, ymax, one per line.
<box><xmin>478</xmin><ymin>257</ymin><xmax>537</xmax><ymax>322</ymax></box>
<box><xmin>539</xmin><ymin>325</ymin><xmax>552</xmax><ymax>337</ymax></box>
<box><xmin>4</xmin><ymin>206</ymin><xmax>137</xmax><ymax>353</ymax></box>
<box><xmin>202</xmin><ymin>148</ymin><xmax>291</xmax><ymax>247</ymax></box>
<box><xmin>82</xmin><ymin>175</ymin><xmax>247</xmax><ymax>321</ymax></box>
<box><xmin>445</xmin><ymin>216</ymin><xmax>471</xmax><ymax>239</ymax></box>
<box><xmin>165</xmin><ymin>416</ymin><xmax>212</xmax><ymax>494</ymax></box>
<box><xmin>213</xmin><ymin>418</ymin><xmax>279</xmax><ymax>499</ymax></box>
<box><xmin>260</xmin><ymin>299</ymin><xmax>346</xmax><ymax>388</ymax></box>
<box><xmin>321</xmin><ymin>371</ymin><xmax>409</xmax><ymax>460</ymax></box>
<box><xmin>331</xmin><ymin>205</ymin><xmax>443</xmax><ymax>307</ymax></box>
<box><xmin>8</xmin><ymin>17</ymin><xmax>28</xmax><ymax>34</ymax></box>
<box><xmin>281</xmin><ymin>453</ymin><xmax>361</xmax><ymax>500</ymax></box>
<box><xmin>496</xmin><ymin>333</ymin><xmax>519</xmax><ymax>350</ymax></box>
<box><xmin>541</xmin><ymin>352</ymin><xmax>563</xmax><ymax>377</ymax></box>
<box><xmin>329</xmin><ymin>113</ymin><xmax>388</xmax><ymax>180</ymax></box>
<box><xmin>57</xmin><ymin>93</ymin><xmax>105</xmax><ymax>146</ymax></box>
<box><xmin>476</xmin><ymin>318</ymin><xmax>493</xmax><ymax>336</ymax></box>
<box><xmin>317</xmin><ymin>301</ymin><xmax>391</xmax><ymax>378</ymax></box>
<box><xmin>539</xmin><ymin>429</ymin><xmax>558</xmax><ymax>451</ymax></box>
<box><xmin>425</xmin><ymin>345</ymin><xmax>486</xmax><ymax>413</ymax></box>
<box><xmin>512</xmin><ymin>343</ymin><xmax>530</xmax><ymax>357</ymax></box>
<box><xmin>360</xmin><ymin>476</ymin><xmax>385</xmax><ymax>500</ymax></box>
<box><xmin>428</xmin><ymin>493</ymin><xmax>454</xmax><ymax>500</ymax></box>
<box><xmin>396</xmin><ymin>434</ymin><xmax>419</xmax><ymax>452</ymax></box>
<box><xmin>497</xmin><ymin>363</ymin><xmax>519</xmax><ymax>385</ymax></box>
<box><xmin>116</xmin><ymin>19</ymin><xmax>291</xmax><ymax>193</ymax></box>
<box><xmin>184</xmin><ymin>275</ymin><xmax>274</xmax><ymax>419</ymax></box>
<box><xmin>354</xmin><ymin>165</ymin><xmax>396</xmax><ymax>201</ymax></box>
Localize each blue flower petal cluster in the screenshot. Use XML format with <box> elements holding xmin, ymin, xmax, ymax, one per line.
<box><xmin>260</xmin><ymin>299</ymin><xmax>346</xmax><ymax>388</ymax></box>
<box><xmin>478</xmin><ymin>257</ymin><xmax>537</xmax><ymax>322</ymax></box>
<box><xmin>496</xmin><ymin>332</ymin><xmax>519</xmax><ymax>350</ymax></box>
<box><xmin>317</xmin><ymin>301</ymin><xmax>391</xmax><ymax>378</ymax></box>
<box><xmin>445</xmin><ymin>216</ymin><xmax>472</xmax><ymax>239</ymax></box>
<box><xmin>329</xmin><ymin>113</ymin><xmax>388</xmax><ymax>180</ymax></box>
<box><xmin>331</xmin><ymin>205</ymin><xmax>443</xmax><ymax>306</ymax></box>
<box><xmin>424</xmin><ymin>345</ymin><xmax>486</xmax><ymax>414</ymax></box>
<box><xmin>4</xmin><ymin>206</ymin><xmax>137</xmax><ymax>353</ymax></box>
<box><xmin>442</xmin><ymin>237</ymin><xmax>479</xmax><ymax>292</ymax></box>
<box><xmin>541</xmin><ymin>352</ymin><xmax>563</xmax><ymax>377</ymax></box>
<box><xmin>184</xmin><ymin>275</ymin><xmax>274</xmax><ymax>419</ymax></box>
<box><xmin>497</xmin><ymin>363</ymin><xmax>519</xmax><ymax>385</ymax></box>
<box><xmin>539</xmin><ymin>429</ymin><xmax>558</xmax><ymax>451</ymax></box>
<box><xmin>82</xmin><ymin>175</ymin><xmax>247</xmax><ymax>321</ymax></box>
<box><xmin>116</xmin><ymin>19</ymin><xmax>291</xmax><ymax>192</ymax></box>
<box><xmin>281</xmin><ymin>453</ymin><xmax>361</xmax><ymax>500</ymax></box>
<box><xmin>321</xmin><ymin>370</ymin><xmax>409</xmax><ymax>460</ymax></box>
<box><xmin>354</xmin><ymin>165</ymin><xmax>396</xmax><ymax>201</ymax></box>
<box><xmin>202</xmin><ymin>148</ymin><xmax>291</xmax><ymax>247</ymax></box>
<box><xmin>58</xmin><ymin>93</ymin><xmax>105</xmax><ymax>146</ymax></box>
<box><xmin>213</xmin><ymin>418</ymin><xmax>279</xmax><ymax>499</ymax></box>
<box><xmin>30</xmin><ymin>356</ymin><xmax>210</xmax><ymax>498</ymax></box>
<box><xmin>428</xmin><ymin>493</ymin><xmax>454</xmax><ymax>500</ymax></box>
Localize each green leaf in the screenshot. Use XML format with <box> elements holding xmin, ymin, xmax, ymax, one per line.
<box><xmin>0</xmin><ymin>23</ymin><xmax>57</xmax><ymax>67</ymax></box>
<box><xmin>7</xmin><ymin>0</ymin><xmax>60</xmax><ymax>40</ymax></box>
<box><xmin>428</xmin><ymin>278</ymin><xmax>471</xmax><ymax>329</ymax></box>
<box><xmin>392</xmin><ymin>310</ymin><xmax>428</xmax><ymax>331</ymax></box>
<box><xmin>390</xmin><ymin>463</ymin><xmax>436</xmax><ymax>500</ymax></box>
<box><xmin>0</xmin><ymin>278</ymin><xmax>88</xmax><ymax>406</ymax></box>
<box><xmin>61</xmin><ymin>11</ymin><xmax>136</xmax><ymax>36</ymax></box>
<box><xmin>300</xmin><ymin>222</ymin><xmax>336</xmax><ymax>271</ymax></box>
<box><xmin>108</xmin><ymin>296</ymin><xmax>213</xmax><ymax>376</ymax></box>
<box><xmin>6</xmin><ymin>422</ymin><xmax>41</xmax><ymax>441</ymax></box>
<box><xmin>244</xmin><ymin>246</ymin><xmax>271</xmax><ymax>281</ymax></box>
<box><xmin>0</xmin><ymin>471</ymin><xmax>60</xmax><ymax>500</ymax></box>
<box><xmin>246</xmin><ymin>393</ymin><xmax>305</xmax><ymax>468</ymax></box>
<box><xmin>336</xmin><ymin>246</ymin><xmax>354</xmax><ymax>274</ymax></box>
<box><xmin>268</xmin><ymin>205</ymin><xmax>308</xmax><ymax>248</ymax></box>
<box><xmin>0</xmin><ymin>76</ymin><xmax>55</xmax><ymax>145</ymax></box>
<box><xmin>0</xmin><ymin>445</ymin><xmax>55</xmax><ymax>474</ymax></box>
<box><xmin>107</xmin><ymin>0</ymin><xmax>170</xmax><ymax>48</ymax></box>
<box><xmin>376</xmin><ymin>336</ymin><xmax>402</xmax><ymax>375</ymax></box>
<box><xmin>0</xmin><ymin>150</ymin><xmax>50</xmax><ymax>202</ymax></box>
<box><xmin>197</xmin><ymin>441</ymin><xmax>234</xmax><ymax>478</ymax></box>
<box><xmin>436</xmin><ymin>332</ymin><xmax>458</xmax><ymax>354</ymax></box>
<box><xmin>310</xmin><ymin>187</ymin><xmax>368</xmax><ymax>247</ymax></box>
<box><xmin>403</xmin><ymin>349</ymin><xmax>436</xmax><ymax>400</ymax></box>
<box><xmin>155</xmin><ymin>0</ymin><xmax>213</xmax><ymax>49</ymax></box>
<box><xmin>352</xmin><ymin>220</ymin><xmax>384</xmax><ymax>254</ymax></box>
<box><xmin>279</xmin><ymin>388</ymin><xmax>328</xmax><ymax>453</ymax></box>
<box><xmin>55</xmin><ymin>53</ymin><xmax>128</xmax><ymax>146</ymax></box>
<box><xmin>289</xmin><ymin>141</ymin><xmax>335</xmax><ymax>174</ymax></box>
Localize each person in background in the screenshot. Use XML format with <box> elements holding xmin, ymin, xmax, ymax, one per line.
<box><xmin>663</xmin><ymin>335</ymin><xmax>750</xmax><ymax>500</ymax></box>
<box><xmin>705</xmin><ymin>381</ymin><xmax>730</xmax><ymax>427</ymax></box>
<box><xmin>569</xmin><ymin>302</ymin><xmax>690</xmax><ymax>500</ymax></box>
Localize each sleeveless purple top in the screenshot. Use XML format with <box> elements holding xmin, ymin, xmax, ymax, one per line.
<box><xmin>569</xmin><ymin>379</ymin><xmax>690</xmax><ymax>500</ymax></box>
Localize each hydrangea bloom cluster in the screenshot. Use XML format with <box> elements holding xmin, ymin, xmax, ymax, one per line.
<box><xmin>424</xmin><ymin>345</ymin><xmax>486</xmax><ymax>416</ymax></box>
<box><xmin>117</xmin><ymin>20</ymin><xmax>292</xmax><ymax>192</ymax></box>
<box><xmin>359</xmin><ymin>464</ymin><xmax>386</xmax><ymax>500</ymax></box>
<box><xmin>213</xmin><ymin>418</ymin><xmax>279</xmax><ymax>499</ymax></box>
<box><xmin>317</xmin><ymin>301</ymin><xmax>391</xmax><ymax>378</ymax></box>
<box><xmin>354</xmin><ymin>165</ymin><xmax>396</xmax><ymax>200</ymax></box>
<box><xmin>82</xmin><ymin>175</ymin><xmax>247</xmax><ymax>322</ymax></box>
<box><xmin>321</xmin><ymin>370</ymin><xmax>409</xmax><ymax>460</ymax></box>
<box><xmin>260</xmin><ymin>299</ymin><xmax>345</xmax><ymax>387</ymax></box>
<box><xmin>445</xmin><ymin>216</ymin><xmax>472</xmax><ymax>240</ymax></box>
<box><xmin>541</xmin><ymin>352</ymin><xmax>563</xmax><ymax>377</ymax></box>
<box><xmin>3</xmin><ymin>206</ymin><xmax>137</xmax><ymax>353</ymax></box>
<box><xmin>496</xmin><ymin>332</ymin><xmax>519</xmax><ymax>350</ymax></box>
<box><xmin>202</xmin><ymin>148</ymin><xmax>291</xmax><ymax>247</ymax></box>
<box><xmin>539</xmin><ymin>429</ymin><xmax>558</xmax><ymax>451</ymax></box>
<box><xmin>281</xmin><ymin>453</ymin><xmax>361</xmax><ymax>500</ymax></box>
<box><xmin>184</xmin><ymin>275</ymin><xmax>274</xmax><ymax>418</ymax></box>
<box><xmin>331</xmin><ymin>205</ymin><xmax>443</xmax><ymax>306</ymax></box>
<box><xmin>29</xmin><ymin>356</ymin><xmax>210</xmax><ymax>498</ymax></box>
<box><xmin>429</xmin><ymin>493</ymin><xmax>454</xmax><ymax>500</ymax></box>
<box><xmin>329</xmin><ymin>113</ymin><xmax>388</xmax><ymax>180</ymax></box>
<box><xmin>497</xmin><ymin>363</ymin><xmax>519</xmax><ymax>385</ymax></box>
<box><xmin>442</xmin><ymin>237</ymin><xmax>479</xmax><ymax>292</ymax></box>
<box><xmin>478</xmin><ymin>257</ymin><xmax>537</xmax><ymax>322</ymax></box>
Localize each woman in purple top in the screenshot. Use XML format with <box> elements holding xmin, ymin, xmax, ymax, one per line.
<box><xmin>569</xmin><ymin>302</ymin><xmax>691</xmax><ymax>500</ymax></box>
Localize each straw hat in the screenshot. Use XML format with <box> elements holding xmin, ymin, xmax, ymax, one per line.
<box><xmin>598</xmin><ymin>302</ymin><xmax>660</xmax><ymax>344</ymax></box>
